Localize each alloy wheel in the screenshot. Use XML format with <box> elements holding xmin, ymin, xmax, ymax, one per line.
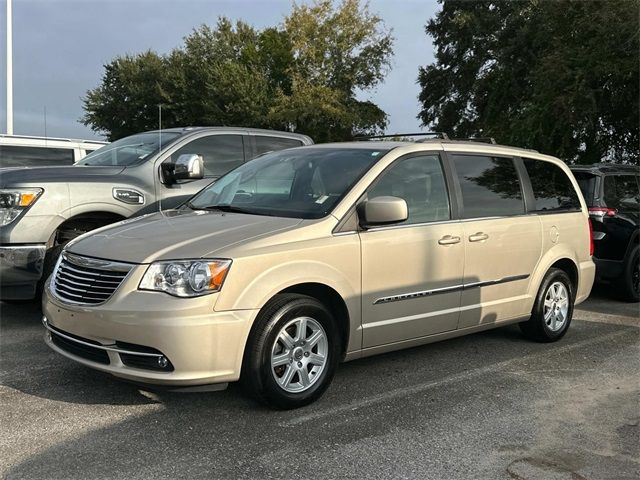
<box><xmin>270</xmin><ymin>316</ymin><xmax>328</xmax><ymax>393</ymax></box>
<box><xmin>543</xmin><ymin>281</ymin><xmax>569</xmax><ymax>332</ymax></box>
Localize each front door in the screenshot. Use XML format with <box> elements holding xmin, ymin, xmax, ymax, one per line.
<box><xmin>360</xmin><ymin>153</ymin><xmax>464</xmax><ymax>348</ymax></box>
<box><xmin>159</xmin><ymin>134</ymin><xmax>247</xmax><ymax>209</ymax></box>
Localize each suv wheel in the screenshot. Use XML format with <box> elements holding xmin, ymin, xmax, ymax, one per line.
<box><xmin>519</xmin><ymin>268</ymin><xmax>574</xmax><ymax>342</ymax></box>
<box><xmin>242</xmin><ymin>294</ymin><xmax>341</xmax><ymax>409</ymax></box>
<box><xmin>619</xmin><ymin>245</ymin><xmax>639</xmax><ymax>302</ymax></box>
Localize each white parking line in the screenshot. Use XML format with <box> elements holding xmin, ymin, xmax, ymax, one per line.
<box><xmin>282</xmin><ymin>329</ymin><xmax>630</xmax><ymax>427</ymax></box>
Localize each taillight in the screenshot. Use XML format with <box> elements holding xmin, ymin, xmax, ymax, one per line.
<box><xmin>588</xmin><ymin>207</ymin><xmax>617</xmax><ymax>217</ymax></box>
<box><xmin>588</xmin><ymin>218</ymin><xmax>594</xmax><ymax>256</ymax></box>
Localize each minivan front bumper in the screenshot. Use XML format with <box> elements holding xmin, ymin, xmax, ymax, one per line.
<box><xmin>0</xmin><ymin>244</ymin><xmax>46</xmax><ymax>299</ymax></box>
<box><xmin>42</xmin><ymin>284</ymin><xmax>258</xmax><ymax>387</ymax></box>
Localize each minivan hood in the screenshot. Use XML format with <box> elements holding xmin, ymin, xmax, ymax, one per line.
<box><xmin>0</xmin><ymin>165</ymin><xmax>124</xmax><ymax>187</ymax></box>
<box><xmin>67</xmin><ymin>209</ymin><xmax>303</xmax><ymax>264</ymax></box>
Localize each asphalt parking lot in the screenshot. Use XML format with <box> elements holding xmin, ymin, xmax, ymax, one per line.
<box><xmin>1</xmin><ymin>287</ymin><xmax>638</xmax><ymax>480</ymax></box>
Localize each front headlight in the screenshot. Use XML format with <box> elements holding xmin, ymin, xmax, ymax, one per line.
<box><xmin>0</xmin><ymin>188</ymin><xmax>43</xmax><ymax>226</ymax></box>
<box><xmin>139</xmin><ymin>259</ymin><xmax>232</xmax><ymax>297</ymax></box>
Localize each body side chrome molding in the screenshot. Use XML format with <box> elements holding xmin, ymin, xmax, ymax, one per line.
<box><xmin>373</xmin><ymin>274</ymin><xmax>530</xmax><ymax>305</ymax></box>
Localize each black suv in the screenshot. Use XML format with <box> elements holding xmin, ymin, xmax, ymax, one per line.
<box><xmin>571</xmin><ymin>164</ymin><xmax>639</xmax><ymax>301</ymax></box>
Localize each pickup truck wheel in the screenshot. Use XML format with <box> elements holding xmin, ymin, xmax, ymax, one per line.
<box><xmin>36</xmin><ymin>244</ymin><xmax>65</xmax><ymax>299</ymax></box>
<box><xmin>519</xmin><ymin>268</ymin><xmax>574</xmax><ymax>343</ymax></box>
<box><xmin>618</xmin><ymin>245</ymin><xmax>639</xmax><ymax>302</ymax></box>
<box><xmin>242</xmin><ymin>294</ymin><xmax>340</xmax><ymax>409</ymax></box>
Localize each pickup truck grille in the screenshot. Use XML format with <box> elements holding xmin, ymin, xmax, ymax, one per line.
<box><xmin>52</xmin><ymin>253</ymin><xmax>133</xmax><ymax>305</ymax></box>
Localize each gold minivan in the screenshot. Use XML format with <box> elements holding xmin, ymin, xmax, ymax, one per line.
<box><xmin>42</xmin><ymin>140</ymin><xmax>595</xmax><ymax>408</ymax></box>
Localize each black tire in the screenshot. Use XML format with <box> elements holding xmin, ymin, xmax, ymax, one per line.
<box><xmin>241</xmin><ymin>294</ymin><xmax>341</xmax><ymax>409</ymax></box>
<box><xmin>35</xmin><ymin>243</ymin><xmax>65</xmax><ymax>301</ymax></box>
<box><xmin>618</xmin><ymin>245</ymin><xmax>639</xmax><ymax>303</ymax></box>
<box><xmin>519</xmin><ymin>268</ymin><xmax>574</xmax><ymax>343</ymax></box>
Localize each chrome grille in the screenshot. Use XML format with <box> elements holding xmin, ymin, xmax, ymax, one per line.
<box><xmin>52</xmin><ymin>253</ymin><xmax>133</xmax><ymax>305</ymax></box>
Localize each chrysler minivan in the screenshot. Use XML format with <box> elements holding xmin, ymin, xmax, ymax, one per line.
<box><xmin>42</xmin><ymin>140</ymin><xmax>595</xmax><ymax>408</ymax></box>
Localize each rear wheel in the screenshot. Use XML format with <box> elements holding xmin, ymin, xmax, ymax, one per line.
<box><xmin>520</xmin><ymin>268</ymin><xmax>574</xmax><ymax>342</ymax></box>
<box><xmin>618</xmin><ymin>245</ymin><xmax>639</xmax><ymax>302</ymax></box>
<box><xmin>242</xmin><ymin>294</ymin><xmax>341</xmax><ymax>409</ymax></box>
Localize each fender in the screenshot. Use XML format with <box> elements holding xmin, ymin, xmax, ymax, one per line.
<box><xmin>528</xmin><ymin>243</ymin><xmax>580</xmax><ymax>303</ymax></box>
<box><xmin>215</xmin><ymin>258</ymin><xmax>362</xmax><ymax>353</ymax></box>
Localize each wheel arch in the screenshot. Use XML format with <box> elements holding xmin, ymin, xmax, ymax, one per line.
<box><xmin>48</xmin><ymin>211</ymin><xmax>128</xmax><ymax>247</ymax></box>
<box><xmin>278</xmin><ymin>282</ymin><xmax>351</xmax><ymax>359</ymax></box>
<box><xmin>549</xmin><ymin>258</ymin><xmax>579</xmax><ymax>295</ymax></box>
<box><xmin>529</xmin><ymin>245</ymin><xmax>581</xmax><ymax>302</ymax></box>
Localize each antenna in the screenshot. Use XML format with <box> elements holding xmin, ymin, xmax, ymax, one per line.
<box><xmin>6</xmin><ymin>0</ymin><xmax>13</xmax><ymax>134</ymax></box>
<box><xmin>158</xmin><ymin>104</ymin><xmax>163</xmax><ymax>213</ymax></box>
<box><xmin>43</xmin><ymin>106</ymin><xmax>47</xmax><ymax>145</ymax></box>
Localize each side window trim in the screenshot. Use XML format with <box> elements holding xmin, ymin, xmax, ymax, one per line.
<box><xmin>514</xmin><ymin>156</ymin><xmax>537</xmax><ymax>213</ymax></box>
<box><xmin>447</xmin><ymin>151</ymin><xmax>525</xmax><ymax>219</ymax></box>
<box><xmin>521</xmin><ymin>157</ymin><xmax>582</xmax><ymax>214</ymax></box>
<box><xmin>361</xmin><ymin>151</ymin><xmax>454</xmax><ymax>227</ymax></box>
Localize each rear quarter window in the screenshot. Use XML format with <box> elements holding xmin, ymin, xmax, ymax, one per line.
<box><xmin>523</xmin><ymin>159</ymin><xmax>581</xmax><ymax>212</ymax></box>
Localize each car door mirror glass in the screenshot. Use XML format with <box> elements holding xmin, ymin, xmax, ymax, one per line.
<box><xmin>173</xmin><ymin>154</ymin><xmax>204</xmax><ymax>180</ymax></box>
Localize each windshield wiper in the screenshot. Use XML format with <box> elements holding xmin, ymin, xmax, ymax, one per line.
<box><xmin>201</xmin><ymin>205</ymin><xmax>262</xmax><ymax>215</ymax></box>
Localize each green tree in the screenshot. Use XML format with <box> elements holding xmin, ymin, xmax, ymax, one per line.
<box><xmin>82</xmin><ymin>51</ymin><xmax>177</xmax><ymax>141</ymax></box>
<box><xmin>276</xmin><ymin>0</ymin><xmax>393</xmax><ymax>141</ymax></box>
<box><xmin>418</xmin><ymin>0</ymin><xmax>639</xmax><ymax>164</ymax></box>
<box><xmin>82</xmin><ymin>0</ymin><xmax>393</xmax><ymax>142</ymax></box>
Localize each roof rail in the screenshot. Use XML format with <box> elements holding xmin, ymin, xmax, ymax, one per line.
<box><xmin>354</xmin><ymin>132</ymin><xmax>450</xmax><ymax>141</ymax></box>
<box><xmin>449</xmin><ymin>137</ymin><xmax>497</xmax><ymax>144</ymax></box>
<box><xmin>0</xmin><ymin>134</ymin><xmax>106</xmax><ymax>144</ymax></box>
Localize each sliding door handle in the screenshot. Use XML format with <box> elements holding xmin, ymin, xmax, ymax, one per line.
<box><xmin>469</xmin><ymin>232</ymin><xmax>489</xmax><ymax>242</ymax></box>
<box><xmin>438</xmin><ymin>235</ymin><xmax>461</xmax><ymax>245</ymax></box>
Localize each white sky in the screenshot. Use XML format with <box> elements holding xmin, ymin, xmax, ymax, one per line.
<box><xmin>0</xmin><ymin>0</ymin><xmax>439</xmax><ymax>140</ymax></box>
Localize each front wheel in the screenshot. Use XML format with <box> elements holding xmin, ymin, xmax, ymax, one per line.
<box><xmin>242</xmin><ymin>294</ymin><xmax>341</xmax><ymax>409</ymax></box>
<box><xmin>520</xmin><ymin>268</ymin><xmax>574</xmax><ymax>342</ymax></box>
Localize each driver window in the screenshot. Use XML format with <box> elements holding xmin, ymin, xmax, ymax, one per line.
<box><xmin>368</xmin><ymin>154</ymin><xmax>450</xmax><ymax>225</ymax></box>
<box><xmin>171</xmin><ymin>135</ymin><xmax>245</xmax><ymax>177</ymax></box>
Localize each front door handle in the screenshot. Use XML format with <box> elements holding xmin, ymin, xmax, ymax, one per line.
<box><xmin>469</xmin><ymin>232</ymin><xmax>489</xmax><ymax>242</ymax></box>
<box><xmin>438</xmin><ymin>235</ymin><xmax>461</xmax><ymax>245</ymax></box>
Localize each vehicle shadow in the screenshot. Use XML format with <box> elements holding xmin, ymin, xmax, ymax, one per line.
<box><xmin>5</xmin><ymin>320</ymin><xmax>630</xmax><ymax>479</ymax></box>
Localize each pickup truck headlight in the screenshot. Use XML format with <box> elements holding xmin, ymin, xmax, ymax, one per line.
<box><xmin>139</xmin><ymin>259</ymin><xmax>231</xmax><ymax>297</ymax></box>
<box><xmin>0</xmin><ymin>188</ymin><xmax>43</xmax><ymax>226</ymax></box>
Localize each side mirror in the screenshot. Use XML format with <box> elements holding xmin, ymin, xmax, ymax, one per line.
<box><xmin>173</xmin><ymin>154</ymin><xmax>204</xmax><ymax>180</ymax></box>
<box><xmin>360</xmin><ymin>196</ymin><xmax>408</xmax><ymax>227</ymax></box>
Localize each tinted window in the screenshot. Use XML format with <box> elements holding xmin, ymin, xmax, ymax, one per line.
<box><xmin>523</xmin><ymin>159</ymin><xmax>581</xmax><ymax>212</ymax></box>
<box><xmin>253</xmin><ymin>136</ymin><xmax>303</xmax><ymax>157</ymax></box>
<box><xmin>604</xmin><ymin>175</ymin><xmax>640</xmax><ymax>210</ymax></box>
<box><xmin>172</xmin><ymin>135</ymin><xmax>244</xmax><ymax>177</ymax></box>
<box><xmin>453</xmin><ymin>155</ymin><xmax>524</xmax><ymax>218</ymax></box>
<box><xmin>189</xmin><ymin>148</ymin><xmax>386</xmax><ymax>219</ymax></box>
<box><xmin>368</xmin><ymin>154</ymin><xmax>450</xmax><ymax>225</ymax></box>
<box><xmin>0</xmin><ymin>145</ymin><xmax>74</xmax><ymax>168</ymax></box>
<box><xmin>573</xmin><ymin>172</ymin><xmax>597</xmax><ymax>207</ymax></box>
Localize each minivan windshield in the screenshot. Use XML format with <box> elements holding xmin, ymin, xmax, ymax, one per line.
<box><xmin>76</xmin><ymin>132</ymin><xmax>181</xmax><ymax>167</ymax></box>
<box><xmin>187</xmin><ymin>147</ymin><xmax>388</xmax><ymax>219</ymax></box>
